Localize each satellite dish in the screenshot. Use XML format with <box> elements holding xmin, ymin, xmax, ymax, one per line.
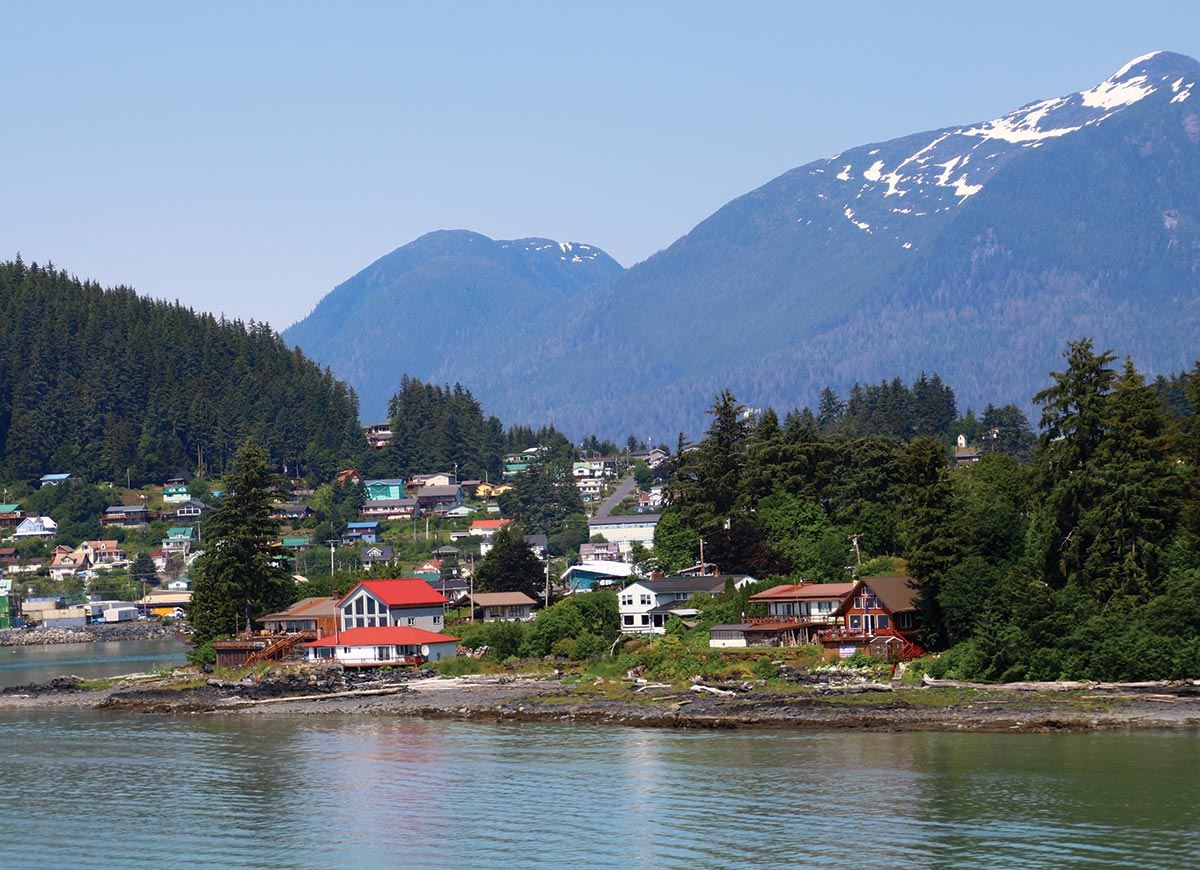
<box><xmin>420</xmin><ymin>644</ymin><xmax>430</xmax><ymax>657</ymax></box>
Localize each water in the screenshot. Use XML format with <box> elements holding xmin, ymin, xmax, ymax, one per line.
<box><xmin>2</xmin><ymin>710</ymin><xmax>1196</xmax><ymax>870</ymax></box>
<box><xmin>0</xmin><ymin>637</ymin><xmax>188</xmax><ymax>688</ymax></box>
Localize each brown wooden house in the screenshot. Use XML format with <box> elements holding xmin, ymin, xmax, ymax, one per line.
<box><xmin>818</xmin><ymin>575</ymin><xmax>924</xmax><ymax>662</ymax></box>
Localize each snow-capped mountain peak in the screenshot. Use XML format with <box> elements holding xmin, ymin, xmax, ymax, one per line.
<box><xmin>805</xmin><ymin>51</ymin><xmax>1200</xmax><ymax>247</ymax></box>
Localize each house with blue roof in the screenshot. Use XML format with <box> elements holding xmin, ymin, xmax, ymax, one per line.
<box><xmin>342</xmin><ymin>521</ymin><xmax>381</xmax><ymax>544</ymax></box>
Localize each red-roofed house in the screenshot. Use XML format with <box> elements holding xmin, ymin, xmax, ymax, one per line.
<box><xmin>818</xmin><ymin>575</ymin><xmax>924</xmax><ymax>662</ymax></box>
<box><xmin>305</xmin><ymin>625</ymin><xmax>459</xmax><ymax>666</ymax></box>
<box><xmin>337</xmin><ymin>578</ymin><xmax>449</xmax><ymax>633</ymax></box>
<box><xmin>469</xmin><ymin>519</ymin><xmax>512</xmax><ymax>537</ymax></box>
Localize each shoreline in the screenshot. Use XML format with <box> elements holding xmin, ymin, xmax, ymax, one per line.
<box><xmin>0</xmin><ymin>621</ymin><xmax>179</xmax><ymax>647</ymax></box>
<box><xmin>3</xmin><ymin>669</ymin><xmax>1200</xmax><ymax>733</ymax></box>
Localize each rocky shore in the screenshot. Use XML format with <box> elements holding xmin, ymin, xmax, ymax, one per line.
<box><xmin>0</xmin><ymin>620</ymin><xmax>177</xmax><ymax>647</ymax></box>
<box><xmin>3</xmin><ymin>665</ymin><xmax>1200</xmax><ymax>732</ymax></box>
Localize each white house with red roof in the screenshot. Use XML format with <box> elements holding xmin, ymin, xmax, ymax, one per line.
<box><xmin>305</xmin><ymin>625</ymin><xmax>460</xmax><ymax>666</ymax></box>
<box><xmin>336</xmin><ymin>578</ymin><xmax>449</xmax><ymax>632</ymax></box>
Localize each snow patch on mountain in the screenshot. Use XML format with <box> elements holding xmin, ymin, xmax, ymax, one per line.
<box><xmin>804</xmin><ymin>51</ymin><xmax>1195</xmax><ymax>251</ymax></box>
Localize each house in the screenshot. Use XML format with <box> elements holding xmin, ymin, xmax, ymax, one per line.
<box><xmin>580</xmin><ymin>542</ymin><xmax>624</xmax><ymax>563</ymax></box>
<box><xmin>954</xmin><ymin>434</ymin><xmax>984</xmax><ymax>465</ymax></box>
<box><xmin>150</xmin><ymin>550</ymin><xmax>169</xmax><ymax>572</ymax></box>
<box><xmin>360</xmin><ymin>497</ymin><xmax>419</xmax><ymax>519</ymax></box>
<box><xmin>162</xmin><ymin>526</ymin><xmax>197</xmax><ymax>553</ymax></box>
<box><xmin>617</xmin><ymin>575</ymin><xmax>755</xmax><ymax>635</ymax></box>
<box><xmin>271</xmin><ymin>503</ymin><xmax>314</xmax><ymax>523</ymax></box>
<box><xmin>50</xmin><ymin>547</ymin><xmax>89</xmax><ymax>581</ymax></box>
<box><xmin>39</xmin><ymin>473</ymin><xmax>73</xmax><ymax>488</ymax></box>
<box><xmin>576</xmin><ymin>478</ymin><xmax>605</xmax><ymax>500</ymax></box>
<box><xmin>173</xmin><ymin>499</ymin><xmax>209</xmax><ymax>521</ymax></box>
<box><xmin>363</xmin><ymin>422</ymin><xmax>393</xmax><ymax>450</ymax></box>
<box><xmin>442</xmin><ymin>504</ymin><xmax>479</xmax><ymax>519</ymax></box>
<box><xmin>562</xmin><ymin>560</ymin><xmax>637</xmax><ymax>593</ymax></box>
<box><xmin>0</xmin><ymin>503</ymin><xmax>23</xmax><ymax>528</ymax></box>
<box><xmin>260</xmin><ymin>596</ymin><xmax>339</xmax><ymax>637</ymax></box>
<box><xmin>162</xmin><ymin>484</ymin><xmax>191</xmax><ymax>503</ymax></box>
<box><xmin>587</xmin><ymin>514</ymin><xmax>661</xmax><ymax>554</ymax></box>
<box><xmin>13</xmin><ymin>516</ymin><xmax>57</xmax><ymax>539</ymax></box>
<box><xmin>335</xmin><ymin>578</ymin><xmax>449</xmax><ymax>632</ymax></box>
<box><xmin>336</xmin><ymin>469</ymin><xmax>364</xmax><ymax>485</ymax></box>
<box><xmin>342</xmin><ymin>521</ymin><xmax>381</xmax><ymax>544</ymax></box>
<box><xmin>102</xmin><ymin>504</ymin><xmax>150</xmax><ymax>526</ymax></box>
<box><xmin>0</xmin><ymin>548</ymin><xmax>19</xmax><ymax>569</ymax></box>
<box><xmin>0</xmin><ymin>578</ymin><xmax>14</xmax><ymax>628</ymax></box>
<box><xmin>166</xmin><ymin>577</ymin><xmax>191</xmax><ymax>591</ymax></box>
<box><xmin>415</xmin><ymin>484</ymin><xmax>463</xmax><ymax>511</ymax></box>
<box><xmin>524</xmin><ymin>534</ymin><xmax>549</xmax><ymax>561</ymax></box>
<box><xmin>360</xmin><ymin>544</ymin><xmax>395</xmax><ymax>567</ymax></box>
<box><xmin>709</xmin><ymin>621</ymin><xmax>822</xmax><ymax>649</ymax></box>
<box><xmin>165</xmin><ymin>469</ymin><xmax>193</xmax><ymax>486</ymax></box>
<box><xmin>280</xmin><ymin>537</ymin><xmax>311</xmax><ymax>552</ymax></box>
<box><xmin>140</xmin><ymin>587</ymin><xmax>192</xmax><ymax>618</ymax></box>
<box><xmin>458</xmin><ymin>591</ymin><xmax>537</xmax><ymax>622</ymax></box>
<box><xmin>409</xmin><ymin>473</ymin><xmax>457</xmax><ymax>489</ymax></box>
<box><xmin>747</xmin><ymin>582</ymin><xmax>857</xmax><ymax>645</ymax></box>
<box><xmin>469</xmin><ymin>519</ymin><xmax>512</xmax><ymax>542</ymax></box>
<box><xmin>79</xmin><ymin>540</ymin><xmax>125</xmax><ymax>566</ymax></box>
<box><xmin>818</xmin><ymin>575</ymin><xmax>924</xmax><ymax>661</ymax></box>
<box><xmin>475</xmin><ymin>482</ymin><xmax>514</xmax><ymax>499</ymax></box>
<box><xmin>364</xmin><ymin>479</ymin><xmax>406</xmax><ymax>502</ymax></box>
<box><xmin>305</xmin><ymin>625</ymin><xmax>459</xmax><ymax>666</ymax></box>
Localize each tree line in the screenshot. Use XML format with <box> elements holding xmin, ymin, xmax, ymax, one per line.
<box><xmin>0</xmin><ymin>259</ymin><xmax>363</xmax><ymax>485</ymax></box>
<box><xmin>655</xmin><ymin>341</ymin><xmax>1200</xmax><ymax>681</ymax></box>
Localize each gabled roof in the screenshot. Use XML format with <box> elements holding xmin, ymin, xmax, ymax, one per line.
<box><xmin>342</xmin><ymin>578</ymin><xmax>449</xmax><ymax>608</ymax></box>
<box><xmin>261</xmin><ymin>596</ymin><xmax>338</xmax><ymax>621</ymax></box>
<box><xmin>464</xmin><ymin>592</ymin><xmax>537</xmax><ymax>607</ymax></box>
<box><xmin>417</xmin><ymin>485</ymin><xmax>462</xmax><ymax>497</ymax></box>
<box><xmin>860</xmin><ymin>575</ymin><xmax>919</xmax><ymax>614</ymax></box>
<box><xmin>0</xmin><ymin>503</ymin><xmax>21</xmax><ymax>513</ymax></box>
<box><xmin>640</xmin><ymin>576</ymin><xmax>729</xmax><ymax>595</ymax></box>
<box><xmin>750</xmin><ymin>582</ymin><xmax>857</xmax><ymax>602</ymax></box>
<box><xmin>470</xmin><ymin>519</ymin><xmax>511</xmax><ymax>531</ymax></box>
<box><xmin>306</xmin><ymin>626</ymin><xmax>460</xmax><ymax>648</ymax></box>
<box><xmin>589</xmin><ymin>513</ymin><xmax>661</xmax><ymax>526</ymax></box>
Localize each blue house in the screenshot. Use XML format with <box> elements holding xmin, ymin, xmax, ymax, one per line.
<box><xmin>343</xmin><ymin>521</ymin><xmax>381</xmax><ymax>544</ymax></box>
<box><xmin>364</xmin><ymin>479</ymin><xmax>406</xmax><ymax>502</ymax></box>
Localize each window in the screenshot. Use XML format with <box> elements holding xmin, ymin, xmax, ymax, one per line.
<box><xmin>639</xmin><ymin>594</ymin><xmax>651</xmax><ymax>606</ymax></box>
<box><xmin>433</xmin><ymin>615</ymin><xmax>441</xmax><ymax>624</ymax></box>
<box><xmin>623</xmin><ymin>615</ymin><xmax>634</xmax><ymax>626</ymax></box>
<box><xmin>877</xmin><ymin>614</ymin><xmax>890</xmax><ymax>629</ymax></box>
<box><xmin>640</xmin><ymin>615</ymin><xmax>649</xmax><ymax>625</ymax></box>
<box><xmin>849</xmin><ymin>615</ymin><xmax>862</xmax><ymax>629</ymax></box>
<box><xmin>407</xmin><ymin>617</ymin><xmax>415</xmax><ymax>625</ymax></box>
<box><xmin>620</xmin><ymin>594</ymin><xmax>633</xmax><ymax>606</ymax></box>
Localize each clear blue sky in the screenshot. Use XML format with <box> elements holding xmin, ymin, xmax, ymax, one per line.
<box><xmin>4</xmin><ymin>1</ymin><xmax>1198</xmax><ymax>330</ymax></box>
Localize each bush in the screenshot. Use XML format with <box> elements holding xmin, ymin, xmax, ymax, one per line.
<box><xmin>751</xmin><ymin>656</ymin><xmax>779</xmax><ymax>680</ymax></box>
<box><xmin>430</xmin><ymin>656</ymin><xmax>487</xmax><ymax>677</ymax></box>
<box><xmin>187</xmin><ymin>639</ymin><xmax>218</xmax><ymax>668</ymax></box>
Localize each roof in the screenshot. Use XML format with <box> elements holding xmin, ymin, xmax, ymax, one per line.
<box><xmin>466</xmin><ymin>592</ymin><xmax>537</xmax><ymax>607</ymax></box>
<box><xmin>749</xmin><ymin>582</ymin><xmax>858</xmax><ymax>602</ymax></box>
<box><xmin>589</xmin><ymin>513</ymin><xmax>662</xmax><ymax>526</ymax></box>
<box><xmin>418</xmin><ymin>484</ymin><xmax>462</xmax><ymax>498</ymax></box>
<box><xmin>342</xmin><ymin>578</ymin><xmax>449</xmax><ymax>608</ymax></box>
<box><xmin>640</xmin><ymin>576</ymin><xmax>728</xmax><ymax>595</ymax></box>
<box><xmin>470</xmin><ymin>519</ymin><xmax>511</xmax><ymax>530</ymax></box>
<box><xmin>860</xmin><ymin>575</ymin><xmax>920</xmax><ymax>613</ymax></box>
<box><xmin>561</xmin><ymin>561</ymin><xmax>636</xmax><ymax>579</ymax></box>
<box><xmin>0</xmin><ymin>504</ymin><xmax>20</xmax><ymax>513</ymax></box>
<box><xmin>261</xmin><ymin>597</ymin><xmax>338</xmax><ymax>621</ymax></box>
<box><xmin>306</xmin><ymin>626</ymin><xmax>460</xmax><ymax>648</ymax></box>
<box><xmin>345</xmin><ymin>521</ymin><xmax>380</xmax><ymax>529</ymax></box>
<box><xmin>365</xmin><ymin>478</ymin><xmax>406</xmax><ymax>486</ymax></box>
<box><xmin>40</xmin><ymin>473</ymin><xmax>72</xmax><ymax>482</ymax></box>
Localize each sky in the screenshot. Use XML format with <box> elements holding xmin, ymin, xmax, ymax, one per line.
<box><xmin>4</xmin><ymin>1</ymin><xmax>1200</xmax><ymax>331</ymax></box>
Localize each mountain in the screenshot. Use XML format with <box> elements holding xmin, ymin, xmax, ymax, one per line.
<box><xmin>288</xmin><ymin>52</ymin><xmax>1200</xmax><ymax>438</ymax></box>
<box><xmin>282</xmin><ymin>230</ymin><xmax>624</xmax><ymax>422</ymax></box>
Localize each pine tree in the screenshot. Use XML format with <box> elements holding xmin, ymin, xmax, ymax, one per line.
<box><xmin>189</xmin><ymin>440</ymin><xmax>292</xmax><ymax>645</ymax></box>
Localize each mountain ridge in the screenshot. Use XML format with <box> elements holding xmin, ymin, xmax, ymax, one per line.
<box><xmin>285</xmin><ymin>51</ymin><xmax>1200</xmax><ymax>437</ymax></box>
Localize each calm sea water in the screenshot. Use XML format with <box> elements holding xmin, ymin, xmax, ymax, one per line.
<box><xmin>3</xmin><ymin>709</ymin><xmax>1196</xmax><ymax>870</ymax></box>
<box><xmin>0</xmin><ymin>637</ymin><xmax>188</xmax><ymax>688</ymax></box>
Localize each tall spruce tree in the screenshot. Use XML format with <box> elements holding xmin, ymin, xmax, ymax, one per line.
<box><xmin>189</xmin><ymin>440</ymin><xmax>292</xmax><ymax>645</ymax></box>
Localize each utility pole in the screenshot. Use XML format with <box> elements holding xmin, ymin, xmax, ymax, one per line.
<box><xmin>849</xmin><ymin>533</ymin><xmax>863</xmax><ymax>566</ymax></box>
<box><xmin>326</xmin><ymin>539</ymin><xmax>338</xmax><ymax>576</ymax></box>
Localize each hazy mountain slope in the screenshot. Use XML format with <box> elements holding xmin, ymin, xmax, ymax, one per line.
<box><xmin>288</xmin><ymin>52</ymin><xmax>1200</xmax><ymax>438</ymax></box>
<box><xmin>282</xmin><ymin>230</ymin><xmax>623</xmax><ymax>422</ymax></box>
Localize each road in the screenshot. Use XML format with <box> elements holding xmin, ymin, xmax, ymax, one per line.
<box><xmin>592</xmin><ymin>473</ymin><xmax>638</xmax><ymax>518</ymax></box>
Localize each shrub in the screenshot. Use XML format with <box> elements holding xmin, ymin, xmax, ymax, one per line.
<box><xmin>751</xmin><ymin>656</ymin><xmax>779</xmax><ymax>680</ymax></box>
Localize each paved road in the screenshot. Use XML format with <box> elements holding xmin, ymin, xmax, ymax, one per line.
<box><xmin>592</xmin><ymin>473</ymin><xmax>638</xmax><ymax>518</ymax></box>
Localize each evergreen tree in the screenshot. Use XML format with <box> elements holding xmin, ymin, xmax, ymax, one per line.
<box><xmin>189</xmin><ymin>441</ymin><xmax>292</xmax><ymax>645</ymax></box>
<box><xmin>473</xmin><ymin>526</ymin><xmax>544</xmax><ymax>600</ymax></box>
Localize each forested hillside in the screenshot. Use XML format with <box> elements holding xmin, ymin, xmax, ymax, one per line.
<box><xmin>0</xmin><ymin>259</ymin><xmax>363</xmax><ymax>483</ymax></box>
<box><xmin>656</xmin><ymin>343</ymin><xmax>1200</xmax><ymax>681</ymax></box>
